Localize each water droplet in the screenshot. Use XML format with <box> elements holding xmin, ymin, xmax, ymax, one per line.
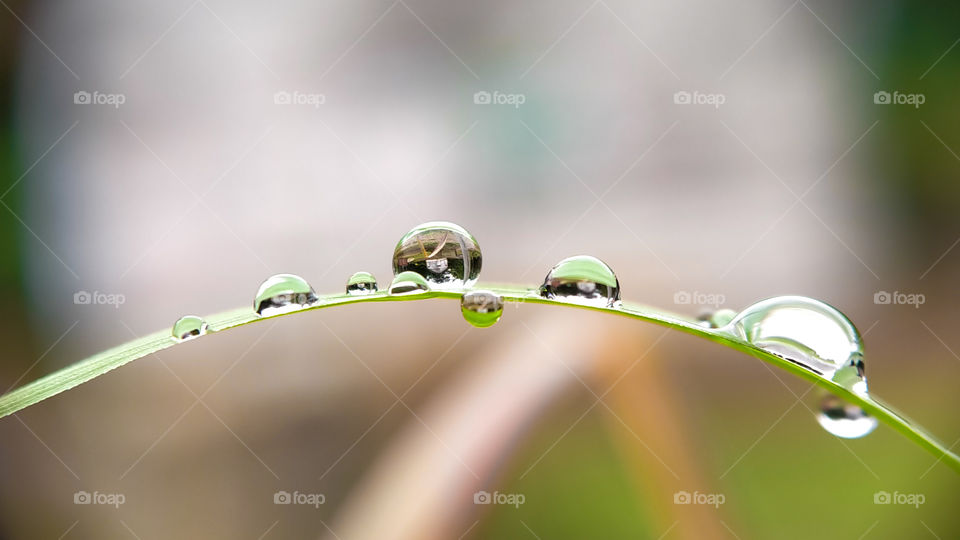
<box><xmin>346</xmin><ymin>271</ymin><xmax>378</xmax><ymax>295</ymax></box>
<box><xmin>816</xmin><ymin>393</ymin><xmax>877</xmax><ymax>439</ymax></box>
<box><xmin>392</xmin><ymin>222</ymin><xmax>482</xmax><ymax>289</ymax></box>
<box><xmin>389</xmin><ymin>271</ymin><xmax>431</xmax><ymax>295</ymax></box>
<box><xmin>254</xmin><ymin>273</ymin><xmax>318</xmax><ymax>316</ymax></box>
<box><xmin>697</xmin><ymin>308</ymin><xmax>737</xmax><ymax>328</ymax></box>
<box><xmin>172</xmin><ymin>315</ymin><xmax>208</xmax><ymax>341</ymax></box>
<box><xmin>725</xmin><ymin>296</ymin><xmax>866</xmax><ymax>392</ymax></box>
<box><xmin>539</xmin><ymin>255</ymin><xmax>620</xmax><ymax>307</ymax></box>
<box><xmin>461</xmin><ymin>290</ymin><xmax>504</xmax><ymax>328</ymax></box>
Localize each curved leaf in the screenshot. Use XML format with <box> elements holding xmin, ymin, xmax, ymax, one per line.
<box><xmin>1</xmin><ymin>286</ymin><xmax>956</xmax><ymax>474</ymax></box>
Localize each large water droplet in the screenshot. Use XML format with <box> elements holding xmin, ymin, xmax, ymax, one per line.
<box><xmin>392</xmin><ymin>222</ymin><xmax>482</xmax><ymax>289</ymax></box>
<box><xmin>539</xmin><ymin>255</ymin><xmax>620</xmax><ymax>307</ymax></box>
<box><xmin>254</xmin><ymin>273</ymin><xmax>318</xmax><ymax>316</ymax></box>
<box><xmin>725</xmin><ymin>296</ymin><xmax>866</xmax><ymax>392</ymax></box>
<box><xmin>461</xmin><ymin>290</ymin><xmax>503</xmax><ymax>328</ymax></box>
<box><xmin>346</xmin><ymin>271</ymin><xmax>378</xmax><ymax>295</ymax></box>
<box><xmin>172</xmin><ymin>315</ymin><xmax>208</xmax><ymax>341</ymax></box>
<box><xmin>389</xmin><ymin>271</ymin><xmax>431</xmax><ymax>295</ymax></box>
<box><xmin>816</xmin><ymin>393</ymin><xmax>877</xmax><ymax>439</ymax></box>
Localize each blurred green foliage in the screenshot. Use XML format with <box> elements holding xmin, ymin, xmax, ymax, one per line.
<box><xmin>479</xmin><ymin>404</ymin><xmax>650</xmax><ymax>539</ymax></box>
<box><xmin>0</xmin><ymin>0</ymin><xmax>23</xmax><ymax>294</ymax></box>
<box><xmin>873</xmin><ymin>3</ymin><xmax>960</xmax><ymax>251</ymax></box>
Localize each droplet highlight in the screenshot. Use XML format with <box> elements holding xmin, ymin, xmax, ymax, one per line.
<box><xmin>346</xmin><ymin>271</ymin><xmax>378</xmax><ymax>295</ymax></box>
<box><xmin>816</xmin><ymin>393</ymin><xmax>877</xmax><ymax>439</ymax></box>
<box><xmin>254</xmin><ymin>273</ymin><xmax>318</xmax><ymax>316</ymax></box>
<box><xmin>539</xmin><ymin>255</ymin><xmax>620</xmax><ymax>307</ymax></box>
<box><xmin>392</xmin><ymin>221</ymin><xmax>482</xmax><ymax>289</ymax></box>
<box><xmin>697</xmin><ymin>308</ymin><xmax>737</xmax><ymax>329</ymax></box>
<box><xmin>725</xmin><ymin>296</ymin><xmax>866</xmax><ymax>393</ymax></box>
<box><xmin>172</xmin><ymin>315</ymin><xmax>208</xmax><ymax>341</ymax></box>
<box><xmin>389</xmin><ymin>271</ymin><xmax>431</xmax><ymax>295</ymax></box>
<box><xmin>461</xmin><ymin>290</ymin><xmax>504</xmax><ymax>328</ymax></box>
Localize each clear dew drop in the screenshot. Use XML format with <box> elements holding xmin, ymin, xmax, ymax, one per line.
<box><xmin>253</xmin><ymin>273</ymin><xmax>318</xmax><ymax>316</ymax></box>
<box><xmin>389</xmin><ymin>271</ymin><xmax>431</xmax><ymax>295</ymax></box>
<box><xmin>392</xmin><ymin>221</ymin><xmax>482</xmax><ymax>290</ymax></box>
<box><xmin>697</xmin><ymin>308</ymin><xmax>737</xmax><ymax>329</ymax></box>
<box><xmin>172</xmin><ymin>315</ymin><xmax>208</xmax><ymax>341</ymax></box>
<box><xmin>816</xmin><ymin>393</ymin><xmax>878</xmax><ymax>439</ymax></box>
<box><xmin>346</xmin><ymin>271</ymin><xmax>378</xmax><ymax>295</ymax></box>
<box><xmin>460</xmin><ymin>290</ymin><xmax>504</xmax><ymax>328</ymax></box>
<box><xmin>724</xmin><ymin>296</ymin><xmax>867</xmax><ymax>393</ymax></box>
<box><xmin>539</xmin><ymin>255</ymin><xmax>620</xmax><ymax>307</ymax></box>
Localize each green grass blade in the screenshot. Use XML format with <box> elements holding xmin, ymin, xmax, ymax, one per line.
<box><xmin>1</xmin><ymin>286</ymin><xmax>957</xmax><ymax>474</ymax></box>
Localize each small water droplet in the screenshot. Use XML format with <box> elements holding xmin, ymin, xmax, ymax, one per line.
<box><xmin>392</xmin><ymin>222</ymin><xmax>482</xmax><ymax>289</ymax></box>
<box><xmin>389</xmin><ymin>271</ymin><xmax>431</xmax><ymax>295</ymax></box>
<box><xmin>539</xmin><ymin>255</ymin><xmax>620</xmax><ymax>307</ymax></box>
<box><xmin>697</xmin><ymin>308</ymin><xmax>737</xmax><ymax>328</ymax></box>
<box><xmin>816</xmin><ymin>393</ymin><xmax>877</xmax><ymax>439</ymax></box>
<box><xmin>461</xmin><ymin>290</ymin><xmax>504</xmax><ymax>328</ymax></box>
<box><xmin>172</xmin><ymin>315</ymin><xmax>208</xmax><ymax>341</ymax></box>
<box><xmin>254</xmin><ymin>273</ymin><xmax>318</xmax><ymax>316</ymax></box>
<box><xmin>346</xmin><ymin>271</ymin><xmax>378</xmax><ymax>295</ymax></box>
<box><xmin>725</xmin><ymin>296</ymin><xmax>866</xmax><ymax>392</ymax></box>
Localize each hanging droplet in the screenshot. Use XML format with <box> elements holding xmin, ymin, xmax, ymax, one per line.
<box><xmin>172</xmin><ymin>315</ymin><xmax>208</xmax><ymax>341</ymax></box>
<box><xmin>254</xmin><ymin>273</ymin><xmax>318</xmax><ymax>316</ymax></box>
<box><xmin>816</xmin><ymin>393</ymin><xmax>877</xmax><ymax>439</ymax></box>
<box><xmin>392</xmin><ymin>222</ymin><xmax>482</xmax><ymax>289</ymax></box>
<box><xmin>697</xmin><ymin>308</ymin><xmax>737</xmax><ymax>328</ymax></box>
<box><xmin>539</xmin><ymin>255</ymin><xmax>620</xmax><ymax>307</ymax></box>
<box><xmin>460</xmin><ymin>290</ymin><xmax>504</xmax><ymax>328</ymax></box>
<box><xmin>346</xmin><ymin>271</ymin><xmax>378</xmax><ymax>295</ymax></box>
<box><xmin>389</xmin><ymin>271</ymin><xmax>431</xmax><ymax>295</ymax></box>
<box><xmin>724</xmin><ymin>296</ymin><xmax>866</xmax><ymax>393</ymax></box>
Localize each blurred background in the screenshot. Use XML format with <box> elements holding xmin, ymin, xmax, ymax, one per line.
<box><xmin>0</xmin><ymin>0</ymin><xmax>958</xmax><ymax>538</ymax></box>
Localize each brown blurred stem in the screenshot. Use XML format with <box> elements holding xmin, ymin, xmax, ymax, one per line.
<box><xmin>329</xmin><ymin>313</ymin><xmax>606</xmax><ymax>540</ymax></box>
<box><xmin>598</xmin><ymin>326</ymin><xmax>732</xmax><ymax>538</ymax></box>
